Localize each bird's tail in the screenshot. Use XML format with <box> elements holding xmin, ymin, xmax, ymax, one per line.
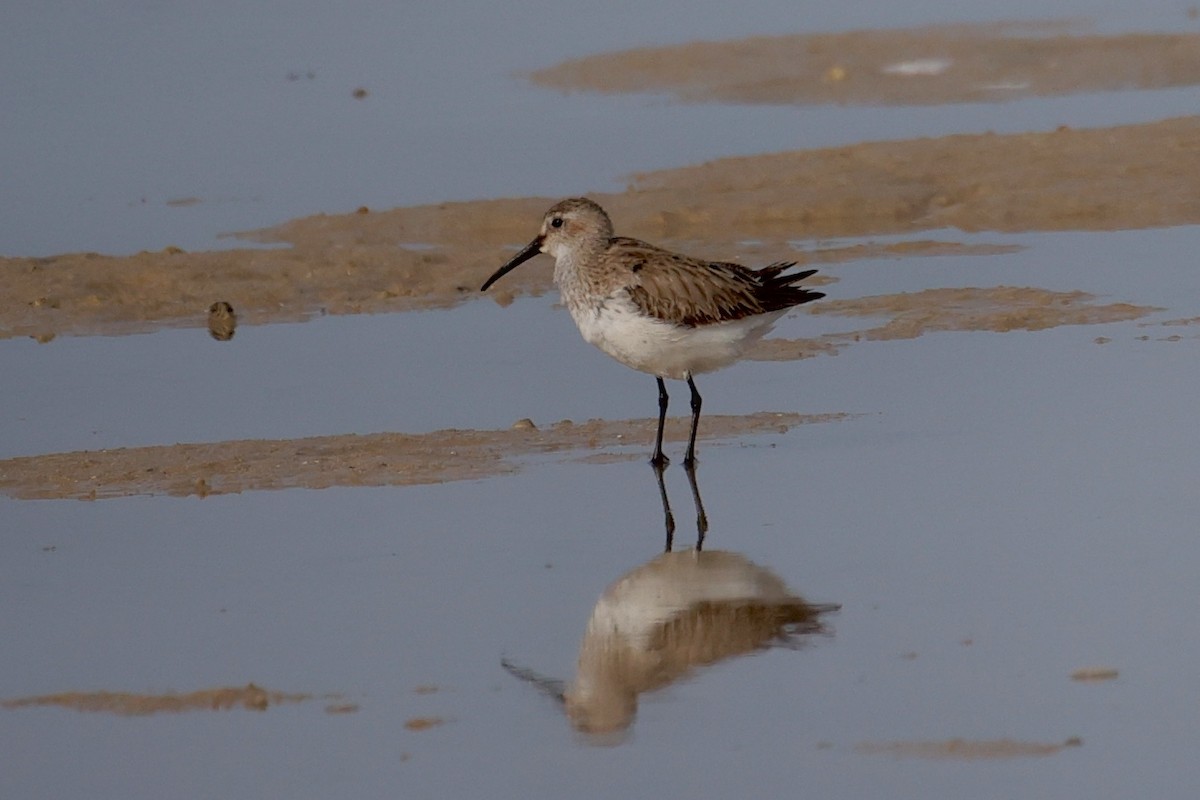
<box><xmin>757</xmin><ymin>263</ymin><xmax>825</xmax><ymax>307</ymax></box>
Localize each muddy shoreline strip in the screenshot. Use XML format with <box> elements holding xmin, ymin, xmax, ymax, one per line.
<box><xmin>2</xmin><ymin>115</ymin><xmax>1197</xmax><ymax>341</ymax></box>
<box><xmin>1</xmin><ymin>684</ymin><xmax>312</xmax><ymax>715</ymax></box>
<box><xmin>0</xmin><ymin>412</ymin><xmax>847</xmax><ymax>501</ymax></box>
<box><xmin>856</xmin><ymin>737</ymin><xmax>1083</xmax><ymax>759</ymax></box>
<box><xmin>531</xmin><ymin>22</ymin><xmax>1200</xmax><ymax>107</ymax></box>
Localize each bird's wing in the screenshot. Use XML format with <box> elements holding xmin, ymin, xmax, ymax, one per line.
<box><xmin>608</xmin><ymin>238</ymin><xmax>821</xmax><ymax>326</ymax></box>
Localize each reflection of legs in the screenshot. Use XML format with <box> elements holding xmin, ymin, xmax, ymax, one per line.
<box><xmin>653</xmin><ymin>459</ymin><xmax>676</xmax><ymax>552</ymax></box>
<box><xmin>685</xmin><ymin>461</ymin><xmax>708</xmax><ymax>551</ymax></box>
<box><xmin>651</xmin><ymin>377</ymin><xmax>670</xmax><ymax>468</ymax></box>
<box><xmin>683</xmin><ymin>374</ymin><xmax>702</xmax><ymax>467</ymax></box>
<box><xmin>656</xmin><ymin>459</ymin><xmax>706</xmax><ymax>553</ymax></box>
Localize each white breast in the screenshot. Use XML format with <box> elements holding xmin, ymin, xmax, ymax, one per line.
<box><xmin>568</xmin><ymin>293</ymin><xmax>786</xmax><ymax>380</ymax></box>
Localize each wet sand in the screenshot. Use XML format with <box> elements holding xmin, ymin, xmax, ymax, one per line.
<box><xmin>530</xmin><ymin>22</ymin><xmax>1200</xmax><ymax>107</ymax></box>
<box><xmin>1</xmin><ymin>684</ymin><xmax>313</xmax><ymax>715</ymax></box>
<box><xmin>856</xmin><ymin>737</ymin><xmax>1083</xmax><ymax>759</ymax></box>
<box><xmin>0</xmin><ymin>413</ymin><xmax>846</xmax><ymax>501</ymax></box>
<box><xmin>2</xmin><ymin>114</ymin><xmax>1195</xmax><ymax>341</ymax></box>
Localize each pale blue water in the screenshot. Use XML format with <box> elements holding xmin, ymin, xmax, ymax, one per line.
<box><xmin>2</xmin><ymin>0</ymin><xmax>1197</xmax><ymax>255</ymax></box>
<box><xmin>3</xmin><ymin>2</ymin><xmax>1200</xmax><ymax>799</ymax></box>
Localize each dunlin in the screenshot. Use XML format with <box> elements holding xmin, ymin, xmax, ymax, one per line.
<box><xmin>502</xmin><ymin>550</ymin><xmax>836</xmax><ymax>736</ymax></box>
<box><xmin>481</xmin><ymin>197</ymin><xmax>824</xmax><ymax>467</ymax></box>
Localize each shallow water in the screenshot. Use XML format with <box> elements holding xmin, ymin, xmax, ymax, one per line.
<box><xmin>5</xmin><ymin>1</ymin><xmax>1200</xmax><ymax>799</ymax></box>
<box><xmin>3</xmin><ymin>1</ymin><xmax>1197</xmax><ymax>255</ymax></box>
<box><xmin>5</xmin><ymin>317</ymin><xmax>1200</xmax><ymax>797</ymax></box>
<box><xmin>5</xmin><ymin>224</ymin><xmax>1196</xmax><ymax>460</ymax></box>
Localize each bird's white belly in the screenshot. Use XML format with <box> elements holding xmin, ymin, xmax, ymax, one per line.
<box><xmin>570</xmin><ymin>299</ymin><xmax>785</xmax><ymax>380</ymax></box>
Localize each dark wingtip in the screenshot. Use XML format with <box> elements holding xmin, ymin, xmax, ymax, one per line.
<box><xmin>759</xmin><ymin>265</ymin><xmax>824</xmax><ymax>309</ymax></box>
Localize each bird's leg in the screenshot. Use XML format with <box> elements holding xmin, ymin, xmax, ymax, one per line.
<box><xmin>683</xmin><ymin>374</ymin><xmax>702</xmax><ymax>467</ymax></box>
<box><xmin>653</xmin><ymin>457</ymin><xmax>676</xmax><ymax>552</ymax></box>
<box><xmin>684</xmin><ymin>459</ymin><xmax>708</xmax><ymax>550</ymax></box>
<box><xmin>651</xmin><ymin>377</ymin><xmax>670</xmax><ymax>468</ymax></box>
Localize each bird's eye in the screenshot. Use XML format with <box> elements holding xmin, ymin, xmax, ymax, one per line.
<box><xmin>550</xmin><ymin>217</ymin><xmax>564</xmax><ymax>229</ymax></box>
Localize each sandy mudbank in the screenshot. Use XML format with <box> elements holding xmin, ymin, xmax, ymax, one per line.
<box><xmin>0</xmin><ymin>413</ymin><xmax>847</xmax><ymax>501</ymax></box>
<box><xmin>2</xmin><ymin>115</ymin><xmax>1194</xmax><ymax>341</ymax></box>
<box><xmin>531</xmin><ymin>21</ymin><xmax>1200</xmax><ymax>107</ymax></box>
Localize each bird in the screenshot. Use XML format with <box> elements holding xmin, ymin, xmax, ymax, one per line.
<box><xmin>481</xmin><ymin>197</ymin><xmax>824</xmax><ymax>467</ymax></box>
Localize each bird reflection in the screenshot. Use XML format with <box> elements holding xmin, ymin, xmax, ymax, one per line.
<box><xmin>207</xmin><ymin>301</ymin><xmax>237</xmax><ymax>341</ymax></box>
<box><xmin>503</xmin><ymin>548</ymin><xmax>837</xmax><ymax>740</ymax></box>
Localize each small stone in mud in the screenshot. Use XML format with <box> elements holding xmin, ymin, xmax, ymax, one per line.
<box><xmin>511</xmin><ymin>418</ymin><xmax>537</xmax><ymax>430</ymax></box>
<box><xmin>352</xmin><ymin>87</ymin><xmax>368</xmax><ymax>99</ymax></box>
<box><xmin>207</xmin><ymin>301</ymin><xmax>237</xmax><ymax>341</ymax></box>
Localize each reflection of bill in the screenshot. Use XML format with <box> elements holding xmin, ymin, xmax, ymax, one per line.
<box><xmin>504</xmin><ymin>550</ymin><xmax>837</xmax><ymax>740</ymax></box>
<box><xmin>207</xmin><ymin>301</ymin><xmax>237</xmax><ymax>341</ymax></box>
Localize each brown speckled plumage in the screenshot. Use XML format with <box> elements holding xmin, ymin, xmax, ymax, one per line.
<box><xmin>612</xmin><ymin>238</ymin><xmax>821</xmax><ymax>327</ymax></box>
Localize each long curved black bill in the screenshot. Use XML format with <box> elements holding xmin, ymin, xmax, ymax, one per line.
<box><xmin>481</xmin><ymin>237</ymin><xmax>543</xmax><ymax>291</ymax></box>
